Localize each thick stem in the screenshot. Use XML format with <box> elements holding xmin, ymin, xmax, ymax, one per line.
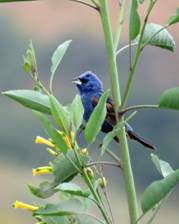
<box><xmin>99</xmin><ymin>1</ymin><xmax>139</xmax><ymax>223</ymax></box>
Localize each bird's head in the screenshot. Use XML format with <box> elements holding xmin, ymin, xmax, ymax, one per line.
<box><xmin>72</xmin><ymin>71</ymin><xmax>103</xmax><ymax>95</ymax></box>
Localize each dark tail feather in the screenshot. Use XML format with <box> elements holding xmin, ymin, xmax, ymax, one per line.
<box><xmin>127</xmin><ymin>130</ymin><xmax>156</xmax><ymax>150</ymax></box>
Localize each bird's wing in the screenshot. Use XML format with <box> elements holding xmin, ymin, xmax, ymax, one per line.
<box><xmin>91</xmin><ymin>96</ymin><xmax>156</xmax><ymax>150</ymax></box>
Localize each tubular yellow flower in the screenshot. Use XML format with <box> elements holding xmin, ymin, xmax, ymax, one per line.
<box><xmin>13</xmin><ymin>200</ymin><xmax>39</xmax><ymax>211</ymax></box>
<box><xmin>35</xmin><ymin>136</ymin><xmax>55</xmax><ymax>148</ymax></box>
<box><xmin>32</xmin><ymin>166</ymin><xmax>53</xmax><ymax>176</ymax></box>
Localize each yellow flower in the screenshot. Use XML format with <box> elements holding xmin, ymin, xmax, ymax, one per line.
<box><xmin>32</xmin><ymin>166</ymin><xmax>53</xmax><ymax>176</ymax></box>
<box><xmin>13</xmin><ymin>200</ymin><xmax>39</xmax><ymax>211</ymax></box>
<box><xmin>35</xmin><ymin>136</ymin><xmax>55</xmax><ymax>148</ymax></box>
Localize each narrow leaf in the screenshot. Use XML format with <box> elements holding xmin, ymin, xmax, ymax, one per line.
<box><xmin>129</xmin><ymin>0</ymin><xmax>141</xmax><ymax>40</ymax></box>
<box><xmin>23</xmin><ymin>40</ymin><xmax>37</xmax><ymax>74</ymax></box>
<box><xmin>168</xmin><ymin>8</ymin><xmax>179</xmax><ymax>26</ymax></box>
<box><xmin>138</xmin><ymin>23</ymin><xmax>176</xmax><ymax>51</ymax></box>
<box><xmin>35</xmin><ymin>199</ymin><xmax>82</xmax><ymax>217</ymax></box>
<box><xmin>151</xmin><ymin>153</ymin><xmax>174</xmax><ymax>177</ymax></box>
<box><xmin>2</xmin><ymin>90</ymin><xmax>50</xmax><ymax>114</ymax></box>
<box><xmin>141</xmin><ymin>169</ymin><xmax>179</xmax><ymax>214</ymax></box>
<box><xmin>49</xmin><ymin>95</ymin><xmax>70</xmax><ymax>134</ymax></box>
<box><xmin>159</xmin><ymin>87</ymin><xmax>179</xmax><ymax>110</ymax></box>
<box><xmin>85</xmin><ymin>90</ymin><xmax>110</xmax><ymax>144</ymax></box>
<box><xmin>70</xmin><ymin>95</ymin><xmax>84</xmax><ymax>133</ymax></box>
<box><xmin>50</xmin><ymin>40</ymin><xmax>72</xmax><ymax>91</ymax></box>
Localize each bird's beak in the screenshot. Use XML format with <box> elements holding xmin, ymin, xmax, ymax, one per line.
<box><xmin>72</xmin><ymin>77</ymin><xmax>82</xmax><ymax>85</ymax></box>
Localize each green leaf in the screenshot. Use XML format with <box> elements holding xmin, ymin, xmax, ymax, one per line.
<box><xmin>168</xmin><ymin>8</ymin><xmax>179</xmax><ymax>26</ymax></box>
<box><xmin>159</xmin><ymin>87</ymin><xmax>179</xmax><ymax>110</ymax></box>
<box><xmin>28</xmin><ymin>181</ymin><xmax>56</xmax><ymax>199</ymax></box>
<box><xmin>70</xmin><ymin>95</ymin><xmax>84</xmax><ymax>133</ymax></box>
<box><xmin>2</xmin><ymin>90</ymin><xmax>51</xmax><ymax>114</ymax></box>
<box><xmin>85</xmin><ymin>90</ymin><xmax>110</xmax><ymax>144</ymax></box>
<box><xmin>101</xmin><ymin>121</ymin><xmax>123</xmax><ymax>155</ymax></box>
<box><xmin>49</xmin><ymin>95</ymin><xmax>71</xmax><ymax>134</ymax></box>
<box><xmin>56</xmin><ymin>182</ymin><xmax>90</xmax><ymax>198</ymax></box>
<box><xmin>35</xmin><ymin>112</ymin><xmax>68</xmax><ymax>153</ymax></box>
<box><xmin>29</xmin><ymin>182</ymin><xmax>90</xmax><ymax>199</ymax></box>
<box><xmin>50</xmin><ymin>40</ymin><xmax>72</xmax><ymax>91</ymax></box>
<box><xmin>139</xmin><ymin>23</ymin><xmax>176</xmax><ymax>51</ymax></box>
<box><xmin>35</xmin><ymin>199</ymin><xmax>101</xmax><ymax>223</ymax></box>
<box><xmin>151</xmin><ymin>153</ymin><xmax>174</xmax><ymax>178</ymax></box>
<box><xmin>34</xmin><ymin>199</ymin><xmax>82</xmax><ymax>217</ymax></box>
<box><xmin>51</xmin><ymin>150</ymin><xmax>89</xmax><ymax>187</ymax></box>
<box><xmin>40</xmin><ymin>216</ymin><xmax>67</xmax><ymax>224</ymax></box>
<box><xmin>129</xmin><ymin>0</ymin><xmax>141</xmax><ymax>40</ymax></box>
<box><xmin>23</xmin><ymin>40</ymin><xmax>37</xmax><ymax>74</ymax></box>
<box><xmin>141</xmin><ymin>169</ymin><xmax>179</xmax><ymax>214</ymax></box>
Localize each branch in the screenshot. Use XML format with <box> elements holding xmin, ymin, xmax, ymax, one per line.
<box><xmin>116</xmin><ymin>42</ymin><xmax>138</xmax><ymax>56</ymax></box>
<box><xmin>120</xmin><ymin>104</ymin><xmax>159</xmax><ymax>115</ymax></box>
<box><xmin>87</xmin><ymin>161</ymin><xmax>122</xmax><ymax>169</ymax></box>
<box><xmin>69</xmin><ymin>0</ymin><xmax>100</xmax><ymax>11</ymax></box>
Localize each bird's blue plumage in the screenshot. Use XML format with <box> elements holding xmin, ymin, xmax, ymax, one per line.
<box><xmin>72</xmin><ymin>71</ymin><xmax>155</xmax><ymax>150</ymax></box>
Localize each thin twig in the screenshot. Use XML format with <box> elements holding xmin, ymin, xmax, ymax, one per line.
<box><xmin>103</xmin><ymin>186</ymin><xmax>115</xmax><ymax>224</ymax></box>
<box><xmin>87</xmin><ymin>161</ymin><xmax>122</xmax><ymax>168</ymax></box>
<box><xmin>119</xmin><ymin>104</ymin><xmax>159</xmax><ymax>115</ymax></box>
<box><xmin>69</xmin><ymin>0</ymin><xmax>99</xmax><ymax>11</ymax></box>
<box><xmin>116</xmin><ymin>42</ymin><xmax>138</xmax><ymax>56</ymax></box>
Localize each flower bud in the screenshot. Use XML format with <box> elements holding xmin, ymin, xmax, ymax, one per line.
<box><xmin>13</xmin><ymin>200</ymin><xmax>39</xmax><ymax>211</ymax></box>
<box><xmin>98</xmin><ymin>177</ymin><xmax>107</xmax><ymax>188</ymax></box>
<box><xmin>80</xmin><ymin>148</ymin><xmax>88</xmax><ymax>156</ymax></box>
<box><xmin>35</xmin><ymin>136</ymin><xmax>55</xmax><ymax>148</ymax></box>
<box><xmin>84</xmin><ymin>167</ymin><xmax>94</xmax><ymax>179</ymax></box>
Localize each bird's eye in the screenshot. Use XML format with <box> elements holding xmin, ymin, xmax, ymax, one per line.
<box><xmin>80</xmin><ymin>78</ymin><xmax>88</xmax><ymax>84</ymax></box>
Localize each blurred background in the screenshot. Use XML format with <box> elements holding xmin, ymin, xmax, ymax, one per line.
<box><xmin>0</xmin><ymin>0</ymin><xmax>179</xmax><ymax>223</ymax></box>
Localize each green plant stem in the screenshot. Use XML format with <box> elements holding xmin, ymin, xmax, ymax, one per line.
<box><xmin>87</xmin><ymin>161</ymin><xmax>121</xmax><ymax>168</ymax></box>
<box><xmin>99</xmin><ymin>1</ymin><xmax>139</xmax><ymax>223</ymax></box>
<box><xmin>121</xmin><ymin>0</ymin><xmax>156</xmax><ymax>107</ymax></box>
<box><xmin>99</xmin><ymin>0</ymin><xmax>121</xmax><ymax>113</ymax></box>
<box><xmin>120</xmin><ymin>104</ymin><xmax>159</xmax><ymax>115</ymax></box>
<box><xmin>114</xmin><ymin>0</ymin><xmax>126</xmax><ymax>51</ymax></box>
<box><xmin>72</xmin><ymin>145</ymin><xmax>111</xmax><ymax>224</ymax></box>
<box><xmin>116</xmin><ymin>42</ymin><xmax>138</xmax><ymax>55</ymax></box>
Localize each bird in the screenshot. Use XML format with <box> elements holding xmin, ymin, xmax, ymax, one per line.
<box><xmin>72</xmin><ymin>71</ymin><xmax>155</xmax><ymax>150</ymax></box>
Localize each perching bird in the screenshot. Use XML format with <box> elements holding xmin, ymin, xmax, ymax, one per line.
<box><xmin>72</xmin><ymin>71</ymin><xmax>155</xmax><ymax>150</ymax></box>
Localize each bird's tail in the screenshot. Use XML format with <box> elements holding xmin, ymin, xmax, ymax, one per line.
<box><xmin>127</xmin><ymin>130</ymin><xmax>156</xmax><ymax>150</ymax></box>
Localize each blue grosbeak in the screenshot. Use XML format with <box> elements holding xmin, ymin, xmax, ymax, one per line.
<box><xmin>72</xmin><ymin>71</ymin><xmax>155</xmax><ymax>150</ymax></box>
